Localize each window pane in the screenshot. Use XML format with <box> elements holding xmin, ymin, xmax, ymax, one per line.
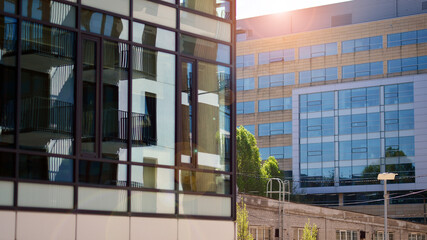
<box><xmin>131</xmin><ymin>191</ymin><xmax>175</xmax><ymax>214</ymax></box>
<box><xmin>258</xmin><ymin>52</ymin><xmax>269</xmax><ymax>65</ymax></box>
<box><xmin>133</xmin><ymin>22</ymin><xmax>175</xmax><ymax>51</ymax></box>
<box><xmin>179</xmin><ymin>170</ymin><xmax>231</xmax><ymax>194</ymax></box>
<box><xmin>102</xmin><ymin>41</ymin><xmax>129</xmax><ymax>160</ymax></box>
<box><xmin>179</xmin><ymin>194</ymin><xmax>231</xmax><ymax>216</ymax></box>
<box><xmin>0</xmin><ymin>181</ymin><xmax>13</xmax><ymax>206</ymax></box>
<box><xmin>132</xmin><ymin>47</ymin><xmax>175</xmax><ymax>165</ymax></box>
<box><xmin>197</xmin><ymin>62</ymin><xmax>231</xmax><ymax>171</ymax></box>
<box><xmin>131</xmin><ymin>166</ymin><xmax>174</xmax><ymax>190</ymax></box>
<box><xmin>82</xmin><ymin>0</ymin><xmax>129</xmax><ymax>16</ymax></box>
<box><xmin>78</xmin><ymin>187</ymin><xmax>127</xmax><ymax>211</ymax></box>
<box><xmin>23</xmin><ymin>0</ymin><xmax>76</xmax><ymax>28</ymax></box>
<box><xmin>299</xmin><ymin>46</ymin><xmax>310</xmax><ymax>59</ymax></box>
<box><xmin>133</xmin><ymin>0</ymin><xmax>176</xmax><ymax>28</ymax></box>
<box><xmin>0</xmin><ymin>17</ymin><xmax>17</xmax><ymax>147</ymax></box>
<box><xmin>81</xmin><ymin>9</ymin><xmax>128</xmax><ymax>40</ymax></box>
<box><xmin>180</xmin><ymin>34</ymin><xmax>230</xmax><ymax>64</ymax></box>
<box><xmin>180</xmin><ymin>0</ymin><xmax>231</xmax><ymax>19</ymax></box>
<box><xmin>0</xmin><ymin>0</ymin><xmax>16</xmax><ymax>13</ymax></box>
<box><xmin>20</xmin><ymin>22</ymin><xmax>75</xmax><ymax>155</ymax></box>
<box><xmin>19</xmin><ymin>154</ymin><xmax>73</xmax><ymax>182</ymax></box>
<box><xmin>325</xmin><ymin>42</ymin><xmax>337</xmax><ymax>55</ymax></box>
<box><xmin>79</xmin><ymin>160</ymin><xmax>127</xmax><ymax>186</ymax></box>
<box><xmin>0</xmin><ymin>152</ymin><xmax>14</xmax><ymax>178</ymax></box>
<box><xmin>180</xmin><ymin>11</ymin><xmax>231</xmax><ymax>42</ymax></box>
<box><xmin>342</xmin><ymin>40</ymin><xmax>354</xmax><ymax>53</ymax></box>
<box><xmin>18</xmin><ymin>182</ymin><xmax>73</xmax><ymax>209</ymax></box>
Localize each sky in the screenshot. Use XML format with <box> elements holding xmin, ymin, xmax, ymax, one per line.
<box><xmin>236</xmin><ymin>0</ymin><xmax>351</xmax><ymax>19</ymax></box>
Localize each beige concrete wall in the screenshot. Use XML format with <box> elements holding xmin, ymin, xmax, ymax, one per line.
<box><xmin>240</xmin><ymin>194</ymin><xmax>427</xmax><ymax>240</ymax></box>
<box><xmin>0</xmin><ymin>211</ymin><xmax>235</xmax><ymax>240</ymax></box>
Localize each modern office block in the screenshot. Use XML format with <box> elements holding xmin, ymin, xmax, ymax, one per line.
<box><xmin>237</xmin><ymin>0</ymin><xmax>427</xmax><ymax>223</ymax></box>
<box><xmin>0</xmin><ymin>0</ymin><xmax>236</xmax><ymax>239</ymax></box>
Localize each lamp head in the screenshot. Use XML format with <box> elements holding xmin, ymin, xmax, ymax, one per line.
<box><xmin>377</xmin><ymin>172</ymin><xmax>398</xmax><ymax>180</ymax></box>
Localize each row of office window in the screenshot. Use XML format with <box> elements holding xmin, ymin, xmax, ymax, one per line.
<box><xmin>258</xmin><ymin>121</ymin><xmax>291</xmax><ymax>136</ymax></box>
<box><xmin>302</xmin><ymin>137</ymin><xmax>415</xmax><ymax>162</ymax></box>
<box><xmin>300</xmin><ymin>83</ymin><xmax>414</xmax><ymax>113</ymax></box>
<box><xmin>237</xmin><ymin>98</ymin><xmax>292</xmax><ymax>114</ymax></box>
<box><xmin>388</xmin><ymin>56</ymin><xmax>427</xmax><ymax>73</ymax></box>
<box><xmin>237</xmin><ymin>28</ymin><xmax>427</xmax><ymax>68</ymax></box>
<box><xmin>259</xmin><ymin>146</ymin><xmax>292</xmax><ymax>160</ymax></box>
<box><xmin>0</xmin><ymin>0</ymin><xmax>234</xmax><ymax>217</ymax></box>
<box><xmin>300</xmin><ymin>109</ymin><xmax>414</xmax><ymax>137</ymax></box>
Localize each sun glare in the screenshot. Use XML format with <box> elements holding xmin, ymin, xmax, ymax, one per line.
<box><xmin>237</xmin><ymin>0</ymin><xmax>352</xmax><ymax>19</ymax></box>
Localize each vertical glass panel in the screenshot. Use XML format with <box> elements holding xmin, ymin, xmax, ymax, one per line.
<box><xmin>78</xmin><ymin>160</ymin><xmax>127</xmax><ymax>186</ymax></box>
<box><xmin>102</xmin><ymin>41</ymin><xmax>129</xmax><ymax>160</ymax></box>
<box><xmin>180</xmin><ymin>11</ymin><xmax>231</xmax><ymax>42</ymax></box>
<box><xmin>82</xmin><ymin>0</ymin><xmax>129</xmax><ymax>16</ymax></box>
<box><xmin>197</xmin><ymin>62</ymin><xmax>230</xmax><ymax>172</ymax></box>
<box><xmin>180</xmin><ymin>34</ymin><xmax>230</xmax><ymax>64</ymax></box>
<box><xmin>132</xmin><ymin>22</ymin><xmax>175</xmax><ymax>51</ymax></box>
<box><xmin>0</xmin><ymin>0</ymin><xmax>16</xmax><ymax>13</ymax></box>
<box><xmin>133</xmin><ymin>0</ymin><xmax>176</xmax><ymax>29</ymax></box>
<box><xmin>81</xmin><ymin>39</ymin><xmax>96</xmax><ymax>154</ymax></box>
<box><xmin>180</xmin><ymin>0</ymin><xmax>231</xmax><ymax>19</ymax></box>
<box><xmin>18</xmin><ymin>182</ymin><xmax>73</xmax><ymax>209</ymax></box>
<box><xmin>181</xmin><ymin>61</ymin><xmax>193</xmax><ymax>164</ymax></box>
<box><xmin>19</xmin><ymin>154</ymin><xmax>73</xmax><ymax>182</ymax></box>
<box><xmin>0</xmin><ymin>17</ymin><xmax>17</xmax><ymax>147</ymax></box>
<box><xmin>0</xmin><ymin>151</ymin><xmax>14</xmax><ymax>178</ymax></box>
<box><xmin>132</xmin><ymin>47</ymin><xmax>175</xmax><ymax>165</ymax></box>
<box><xmin>78</xmin><ymin>187</ymin><xmax>127</xmax><ymax>211</ymax></box>
<box><xmin>131</xmin><ymin>191</ymin><xmax>175</xmax><ymax>214</ymax></box>
<box><xmin>20</xmin><ymin>22</ymin><xmax>75</xmax><ymax>155</ymax></box>
<box><xmin>22</xmin><ymin>0</ymin><xmax>76</xmax><ymax>28</ymax></box>
<box><xmin>179</xmin><ymin>170</ymin><xmax>230</xmax><ymax>194</ymax></box>
<box><xmin>0</xmin><ymin>181</ymin><xmax>13</xmax><ymax>206</ymax></box>
<box><xmin>179</xmin><ymin>194</ymin><xmax>231</xmax><ymax>217</ymax></box>
<box><xmin>81</xmin><ymin>9</ymin><xmax>129</xmax><ymax>40</ymax></box>
<box><xmin>131</xmin><ymin>166</ymin><xmax>174</xmax><ymax>190</ymax></box>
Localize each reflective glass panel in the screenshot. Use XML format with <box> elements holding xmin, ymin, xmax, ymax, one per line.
<box><xmin>133</xmin><ymin>0</ymin><xmax>176</xmax><ymax>29</ymax></box>
<box><xmin>179</xmin><ymin>170</ymin><xmax>231</xmax><ymax>194</ymax></box>
<box><xmin>20</xmin><ymin>21</ymin><xmax>75</xmax><ymax>155</ymax></box>
<box><xmin>0</xmin><ymin>151</ymin><xmax>14</xmax><ymax>178</ymax></box>
<box><xmin>0</xmin><ymin>16</ymin><xmax>17</xmax><ymax>147</ymax></box>
<box><xmin>180</xmin><ymin>10</ymin><xmax>231</xmax><ymax>42</ymax></box>
<box><xmin>131</xmin><ymin>166</ymin><xmax>174</xmax><ymax>190</ymax></box>
<box><xmin>102</xmin><ymin>41</ymin><xmax>129</xmax><ymax>160</ymax></box>
<box><xmin>133</xmin><ymin>22</ymin><xmax>175</xmax><ymax>51</ymax></box>
<box><xmin>82</xmin><ymin>0</ymin><xmax>129</xmax><ymax>16</ymax></box>
<box><xmin>180</xmin><ymin>0</ymin><xmax>231</xmax><ymax>19</ymax></box>
<box><xmin>181</xmin><ymin>61</ymin><xmax>193</xmax><ymax>164</ymax></box>
<box><xmin>19</xmin><ymin>154</ymin><xmax>73</xmax><ymax>182</ymax></box>
<box><xmin>132</xmin><ymin>47</ymin><xmax>175</xmax><ymax>165</ymax></box>
<box><xmin>197</xmin><ymin>62</ymin><xmax>231</xmax><ymax>171</ymax></box>
<box><xmin>22</xmin><ymin>0</ymin><xmax>76</xmax><ymax>28</ymax></box>
<box><xmin>79</xmin><ymin>160</ymin><xmax>127</xmax><ymax>186</ymax></box>
<box><xmin>180</xmin><ymin>34</ymin><xmax>230</xmax><ymax>64</ymax></box>
<box><xmin>81</xmin><ymin>9</ymin><xmax>129</xmax><ymax>40</ymax></box>
<box><xmin>1</xmin><ymin>0</ymin><xmax>16</xmax><ymax>13</ymax></box>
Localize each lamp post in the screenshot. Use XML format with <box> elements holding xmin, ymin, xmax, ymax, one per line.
<box><xmin>377</xmin><ymin>173</ymin><xmax>397</xmax><ymax>240</ymax></box>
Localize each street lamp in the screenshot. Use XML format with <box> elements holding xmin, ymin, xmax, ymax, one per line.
<box><xmin>377</xmin><ymin>172</ymin><xmax>397</xmax><ymax>240</ymax></box>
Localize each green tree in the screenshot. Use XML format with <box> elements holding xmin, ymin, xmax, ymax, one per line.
<box><xmin>236</xmin><ymin>202</ymin><xmax>254</xmax><ymax>240</ymax></box>
<box><xmin>302</xmin><ymin>219</ymin><xmax>318</xmax><ymax>240</ymax></box>
<box><xmin>261</xmin><ymin>156</ymin><xmax>281</xmax><ymax>179</ymax></box>
<box><xmin>236</xmin><ymin>126</ymin><xmax>265</xmax><ymax>195</ymax></box>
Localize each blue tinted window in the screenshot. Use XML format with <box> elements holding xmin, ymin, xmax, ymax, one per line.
<box><xmin>243</xmin><ymin>125</ymin><xmax>255</xmax><ymax>135</ymax></box>
<box><xmin>237</xmin><ymin>101</ymin><xmax>254</xmax><ymax>114</ymax></box>
<box><xmin>385</xmin><ymin>109</ymin><xmax>414</xmax><ymax>131</ymax></box>
<box><xmin>258</xmin><ymin>52</ymin><xmax>269</xmax><ymax>65</ymax></box>
<box><xmin>299</xmin><ymin>46</ymin><xmax>311</xmax><ymax>59</ymax></box>
<box><xmin>258</xmin><ymin>123</ymin><xmax>270</xmax><ymax>136</ymax></box>
<box><xmin>339</xmin><ymin>141</ymin><xmax>352</xmax><ymax>160</ymax></box>
<box><xmin>338</xmin><ymin>87</ymin><xmax>379</xmax><ymax>109</ymax></box>
<box><xmin>283</xmin><ymin>146</ymin><xmax>292</xmax><ymax>159</ymax></box>
<box><xmin>342</xmin><ymin>62</ymin><xmax>383</xmax><ymax>79</ymax></box>
<box><xmin>270</xmin><ymin>146</ymin><xmax>284</xmax><ymax>159</ymax></box>
<box><xmin>419</xmin><ymin>56</ymin><xmax>427</xmax><ymax>70</ymax></box>
<box><xmin>299</xmin><ymin>68</ymin><xmax>337</xmax><ymax>83</ymax></box>
<box><xmin>386</xmin><ymin>136</ymin><xmax>414</xmax><ymax>157</ymax></box>
<box><xmin>384</xmin><ymin>82</ymin><xmax>413</xmax><ymax>105</ymax></box>
<box><xmin>284</xmin><ymin>49</ymin><xmax>295</xmax><ymax>61</ymax></box>
<box><xmin>236</xmin><ymin>78</ymin><xmax>254</xmax><ymax>91</ymax></box>
<box><xmin>388</xmin><ymin>29</ymin><xmax>427</xmax><ymax>47</ymax></box>
<box><xmin>342</xmin><ymin>36</ymin><xmax>383</xmax><ymax>53</ymax></box>
<box><xmin>299</xmin><ymin>70</ymin><xmax>311</xmax><ymax>84</ymax></box>
<box><xmin>258</xmin><ymin>100</ymin><xmax>270</xmax><ymax>112</ymax></box>
<box><xmin>259</xmin><ymin>49</ymin><xmax>295</xmax><ymax>64</ymax></box>
<box><xmin>259</xmin><ymin>98</ymin><xmax>291</xmax><ymax>112</ymax></box>
<box><xmin>259</xmin><ymin>148</ymin><xmax>269</xmax><ymax>160</ymax></box>
<box><xmin>258</xmin><ymin>122</ymin><xmax>291</xmax><ymax>136</ymax></box>
<box><xmin>237</xmin><ymin>54</ymin><xmax>254</xmax><ymax>68</ymax></box>
<box><xmin>299</xmin><ymin>43</ymin><xmax>337</xmax><ymax>59</ymax></box>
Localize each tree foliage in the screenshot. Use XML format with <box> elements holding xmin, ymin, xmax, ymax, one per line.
<box><xmin>236</xmin><ymin>202</ymin><xmax>254</xmax><ymax>240</ymax></box>
<box><xmin>261</xmin><ymin>156</ymin><xmax>281</xmax><ymax>179</ymax></box>
<box><xmin>236</xmin><ymin>126</ymin><xmax>265</xmax><ymax>195</ymax></box>
<box><xmin>302</xmin><ymin>219</ymin><xmax>318</xmax><ymax>240</ymax></box>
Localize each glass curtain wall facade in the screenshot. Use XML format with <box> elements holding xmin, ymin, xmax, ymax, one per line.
<box><xmin>0</xmin><ymin>0</ymin><xmax>235</xmax><ymax>219</ymax></box>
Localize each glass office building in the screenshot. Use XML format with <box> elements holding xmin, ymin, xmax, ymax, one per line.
<box><xmin>236</xmin><ymin>0</ymin><xmax>427</xmax><ymax>223</ymax></box>
<box><xmin>0</xmin><ymin>0</ymin><xmax>236</xmax><ymax>239</ymax></box>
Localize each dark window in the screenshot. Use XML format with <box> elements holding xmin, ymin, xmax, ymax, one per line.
<box><xmin>181</xmin><ymin>34</ymin><xmax>230</xmax><ymax>64</ymax></box>
<box><xmin>19</xmin><ymin>154</ymin><xmax>73</xmax><ymax>182</ymax></box>
<box><xmin>79</xmin><ymin>160</ymin><xmax>127</xmax><ymax>186</ymax></box>
<box><xmin>0</xmin><ymin>152</ymin><xmax>15</xmax><ymax>178</ymax></box>
<box><xmin>331</xmin><ymin>14</ymin><xmax>352</xmax><ymax>27</ymax></box>
<box><xmin>423</xmin><ymin>1</ymin><xmax>427</xmax><ymax>10</ymax></box>
<box><xmin>81</xmin><ymin>8</ymin><xmax>128</xmax><ymax>40</ymax></box>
